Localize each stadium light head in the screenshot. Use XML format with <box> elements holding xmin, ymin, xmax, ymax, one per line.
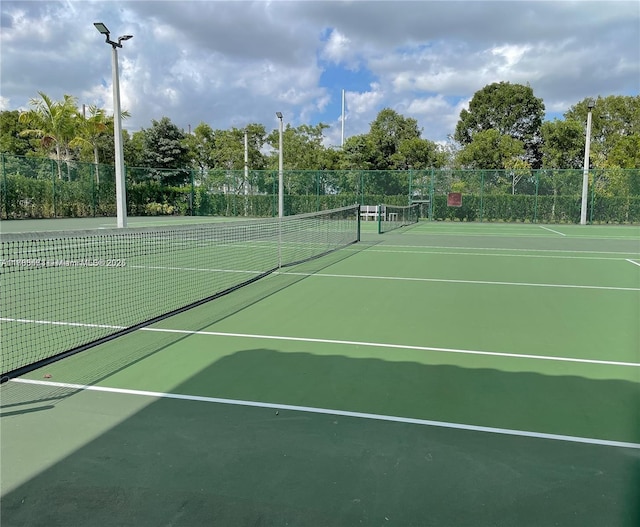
<box><xmin>119</xmin><ymin>35</ymin><xmax>133</xmax><ymax>42</ymax></box>
<box><xmin>94</xmin><ymin>22</ymin><xmax>110</xmax><ymax>35</ymax></box>
<box><xmin>276</xmin><ymin>112</ymin><xmax>283</xmax><ymax>119</ymax></box>
<box><xmin>587</xmin><ymin>99</ymin><xmax>595</xmax><ymax>110</ymax></box>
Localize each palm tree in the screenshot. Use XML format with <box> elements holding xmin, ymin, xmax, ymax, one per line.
<box><xmin>18</xmin><ymin>92</ymin><xmax>79</xmax><ymax>179</ymax></box>
<box><xmin>71</xmin><ymin>105</ymin><xmax>108</xmax><ymax>184</ymax></box>
<box><xmin>71</xmin><ymin>105</ymin><xmax>132</xmax><ymax>185</ymax></box>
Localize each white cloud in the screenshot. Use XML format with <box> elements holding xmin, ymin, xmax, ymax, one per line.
<box><xmin>321</xmin><ymin>28</ymin><xmax>356</xmax><ymax>67</ymax></box>
<box><xmin>345</xmin><ymin>83</ymin><xmax>385</xmax><ymax>115</ymax></box>
<box><xmin>0</xmin><ymin>0</ymin><xmax>637</xmax><ymax>144</ymax></box>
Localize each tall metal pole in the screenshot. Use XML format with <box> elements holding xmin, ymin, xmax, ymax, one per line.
<box><xmin>341</xmin><ymin>89</ymin><xmax>345</xmax><ymax>148</ymax></box>
<box><xmin>276</xmin><ymin>112</ymin><xmax>284</xmax><ymax>218</ymax></box>
<box><xmin>111</xmin><ymin>45</ymin><xmax>127</xmax><ymax>228</ymax></box>
<box><xmin>580</xmin><ymin>100</ymin><xmax>595</xmax><ymax>225</ymax></box>
<box><xmin>94</xmin><ymin>23</ymin><xmax>131</xmax><ymax>228</ymax></box>
<box><xmin>244</xmin><ymin>129</ymin><xmax>249</xmax><ymax>216</ymax></box>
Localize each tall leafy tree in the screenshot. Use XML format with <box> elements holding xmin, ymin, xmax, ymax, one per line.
<box><xmin>265</xmin><ymin>123</ymin><xmax>332</xmax><ymax>194</ymax></box>
<box><xmin>456</xmin><ymin>129</ymin><xmax>525</xmax><ymax>170</ymax></box>
<box><xmin>0</xmin><ymin>110</ymin><xmax>33</xmax><ymax>156</ymax></box>
<box><xmin>454</xmin><ymin>82</ymin><xmax>545</xmax><ymax>167</ymax></box>
<box><xmin>565</xmin><ymin>95</ymin><xmax>640</xmax><ymax>168</ymax></box>
<box><xmin>540</xmin><ymin>119</ymin><xmax>585</xmax><ymax>169</ymax></box>
<box><xmin>185</xmin><ymin>122</ymin><xmax>216</xmax><ymax>175</ymax></box>
<box><xmin>368</xmin><ymin>108</ymin><xmax>422</xmax><ymax>170</ymax></box>
<box><xmin>142</xmin><ymin>117</ymin><xmax>191</xmax><ymax>185</ymax></box>
<box><xmin>123</xmin><ymin>129</ymin><xmax>146</xmax><ymax>168</ymax></box>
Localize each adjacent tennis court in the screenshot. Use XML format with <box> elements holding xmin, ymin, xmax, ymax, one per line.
<box><xmin>1</xmin><ymin>216</ymin><xmax>639</xmax><ymax>526</ymax></box>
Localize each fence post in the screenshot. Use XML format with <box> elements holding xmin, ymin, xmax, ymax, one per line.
<box><xmin>479</xmin><ymin>170</ymin><xmax>485</xmax><ymax>222</ymax></box>
<box><xmin>190</xmin><ymin>169</ymin><xmax>195</xmax><ymax>216</ymax></box>
<box><xmin>533</xmin><ymin>170</ymin><xmax>539</xmax><ymax>223</ymax></box>
<box><xmin>589</xmin><ymin>172</ymin><xmax>596</xmax><ymax>224</ymax></box>
<box><xmin>1</xmin><ymin>153</ymin><xmax>6</xmax><ymax>219</ymax></box>
<box><xmin>429</xmin><ymin>168</ymin><xmax>435</xmax><ymax>221</ymax></box>
<box><xmin>92</xmin><ymin>164</ymin><xmax>96</xmax><ymax>217</ymax></box>
<box><xmin>51</xmin><ymin>158</ymin><xmax>56</xmax><ymax>218</ymax></box>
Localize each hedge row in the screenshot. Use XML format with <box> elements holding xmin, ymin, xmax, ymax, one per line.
<box><xmin>2</xmin><ymin>174</ymin><xmax>639</xmax><ymax>223</ymax></box>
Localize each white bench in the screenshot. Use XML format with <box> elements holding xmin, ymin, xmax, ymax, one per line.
<box><xmin>360</xmin><ymin>205</ymin><xmax>385</xmax><ymax>221</ymax></box>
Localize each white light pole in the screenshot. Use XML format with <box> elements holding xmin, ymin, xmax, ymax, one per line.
<box><xmin>244</xmin><ymin>128</ymin><xmax>249</xmax><ymax>216</ymax></box>
<box><xmin>580</xmin><ymin>99</ymin><xmax>595</xmax><ymax>225</ymax></box>
<box><xmin>276</xmin><ymin>112</ymin><xmax>284</xmax><ymax>218</ymax></box>
<box><xmin>94</xmin><ymin>22</ymin><xmax>132</xmax><ymax>228</ymax></box>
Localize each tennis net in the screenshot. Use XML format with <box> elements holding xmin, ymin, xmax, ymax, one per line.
<box><xmin>378</xmin><ymin>203</ymin><xmax>420</xmax><ymax>234</ymax></box>
<box><xmin>0</xmin><ymin>205</ymin><xmax>359</xmax><ymax>379</ymax></box>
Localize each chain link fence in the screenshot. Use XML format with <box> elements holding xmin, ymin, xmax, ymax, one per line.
<box><xmin>2</xmin><ymin>154</ymin><xmax>639</xmax><ymax>223</ymax></box>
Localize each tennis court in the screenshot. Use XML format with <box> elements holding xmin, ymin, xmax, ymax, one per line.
<box><xmin>1</xmin><ymin>215</ymin><xmax>639</xmax><ymax>526</ymax></box>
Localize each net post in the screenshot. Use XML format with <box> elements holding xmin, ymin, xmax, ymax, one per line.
<box><xmin>357</xmin><ymin>204</ymin><xmax>361</xmax><ymax>241</ymax></box>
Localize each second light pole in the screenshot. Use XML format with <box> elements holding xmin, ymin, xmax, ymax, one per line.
<box><xmin>580</xmin><ymin>99</ymin><xmax>595</xmax><ymax>225</ymax></box>
<box><xmin>276</xmin><ymin>112</ymin><xmax>284</xmax><ymax>217</ymax></box>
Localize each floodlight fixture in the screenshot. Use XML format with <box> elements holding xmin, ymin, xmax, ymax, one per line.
<box><xmin>276</xmin><ymin>111</ymin><xmax>283</xmax><ymax>119</ymax></box>
<box><xmin>94</xmin><ymin>22</ymin><xmax>110</xmax><ymax>35</ymax></box>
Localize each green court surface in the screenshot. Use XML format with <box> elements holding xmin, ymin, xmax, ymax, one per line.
<box><xmin>1</xmin><ymin>220</ymin><xmax>639</xmax><ymax>526</ymax></box>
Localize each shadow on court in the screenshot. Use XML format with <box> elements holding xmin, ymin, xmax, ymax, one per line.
<box><xmin>0</xmin><ymin>240</ymin><xmax>378</xmax><ymax>416</ymax></box>
<box><xmin>2</xmin><ymin>348</ymin><xmax>639</xmax><ymax>527</ymax></box>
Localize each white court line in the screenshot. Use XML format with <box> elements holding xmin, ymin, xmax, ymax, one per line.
<box><xmin>131</xmin><ymin>265</ymin><xmax>263</xmax><ymax>275</ymax></box>
<box><xmin>626</xmin><ymin>259</ymin><xmax>640</xmax><ymax>268</ymax></box>
<box><xmin>362</xmin><ymin>249</ymin><xmax>625</xmax><ymax>261</ymax></box>
<box><xmin>356</xmin><ymin>244</ymin><xmax>640</xmax><ymax>256</ymax></box>
<box><xmin>539</xmin><ymin>226</ymin><xmax>567</xmax><ymax>236</ymax></box>
<box><xmin>280</xmin><ymin>271</ymin><xmax>640</xmax><ymax>292</ymax></box>
<box><xmin>1</xmin><ymin>317</ymin><xmax>638</xmax><ymax>367</ymax></box>
<box><xmin>9</xmin><ymin>378</ymin><xmax>640</xmax><ymax>450</ymax></box>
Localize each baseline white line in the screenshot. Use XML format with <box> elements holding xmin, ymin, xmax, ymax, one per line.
<box><xmin>539</xmin><ymin>226</ymin><xmax>567</xmax><ymax>236</ymax></box>
<box><xmin>10</xmin><ymin>379</ymin><xmax>640</xmax><ymax>450</ymax></box>
<box><xmin>2</xmin><ymin>317</ymin><xmax>638</xmax><ymax>367</ymax></box>
<box><xmin>280</xmin><ymin>272</ymin><xmax>640</xmax><ymax>292</ymax></box>
<box><xmin>626</xmin><ymin>259</ymin><xmax>640</xmax><ymax>268</ymax></box>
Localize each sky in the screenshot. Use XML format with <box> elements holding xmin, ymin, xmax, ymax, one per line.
<box><xmin>1</xmin><ymin>0</ymin><xmax>639</xmax><ymax>147</ymax></box>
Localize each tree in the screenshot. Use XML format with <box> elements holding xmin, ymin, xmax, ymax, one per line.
<box><xmin>141</xmin><ymin>117</ymin><xmax>191</xmax><ymax>185</ymax></box>
<box><xmin>69</xmin><ymin>105</ymin><xmax>112</xmax><ymax>184</ymax></box>
<box><xmin>265</xmin><ymin>123</ymin><xmax>332</xmax><ymax>195</ymax></box>
<box><xmin>456</xmin><ymin>129</ymin><xmax>525</xmax><ymax>170</ymax></box>
<box><xmin>18</xmin><ymin>92</ymin><xmax>80</xmax><ymax>179</ymax></box>
<box><xmin>454</xmin><ymin>82</ymin><xmax>545</xmax><ymax>168</ymax></box>
<box><xmin>540</xmin><ymin>119</ymin><xmax>584</xmax><ymax>169</ymax></box>
<box><xmin>123</xmin><ymin>129</ymin><xmax>146</xmax><ymax>168</ymax></box>
<box><xmin>565</xmin><ymin>95</ymin><xmax>640</xmax><ymax>168</ymax></box>
<box><xmin>184</xmin><ymin>122</ymin><xmax>216</xmax><ymax>175</ymax></box>
<box><xmin>607</xmin><ymin>135</ymin><xmax>640</xmax><ymax>169</ymax></box>
<box><xmin>395</xmin><ymin>137</ymin><xmax>447</xmax><ymax>170</ymax></box>
<box><xmin>0</xmin><ymin>111</ymin><xmax>33</xmax><ymax>156</ymax></box>
<box><xmin>368</xmin><ymin>108</ymin><xmax>422</xmax><ymax>170</ymax></box>
<box><xmin>339</xmin><ymin>134</ymin><xmax>376</xmax><ymax>171</ymax></box>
